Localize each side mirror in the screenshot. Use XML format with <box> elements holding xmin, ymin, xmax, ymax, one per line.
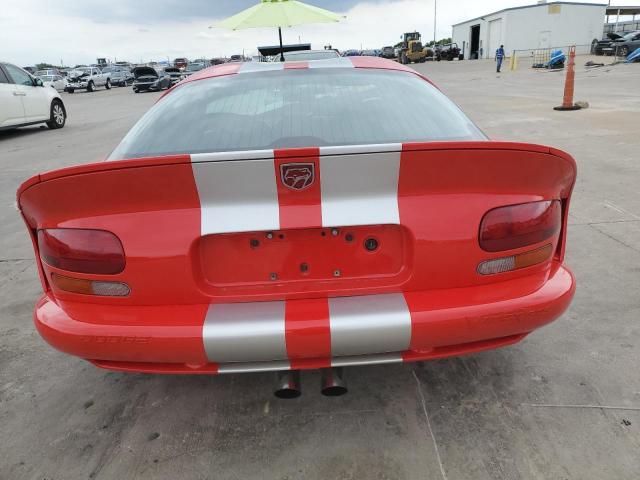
<box><xmin>34</xmin><ymin>78</ymin><xmax>44</xmax><ymax>87</ymax></box>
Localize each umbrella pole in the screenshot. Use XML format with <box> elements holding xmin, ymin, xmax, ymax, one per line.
<box><xmin>279</xmin><ymin>26</ymin><xmax>285</xmax><ymax>62</ymax></box>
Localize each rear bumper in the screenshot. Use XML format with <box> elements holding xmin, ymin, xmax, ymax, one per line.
<box><xmin>34</xmin><ymin>265</ymin><xmax>575</xmax><ymax>374</ymax></box>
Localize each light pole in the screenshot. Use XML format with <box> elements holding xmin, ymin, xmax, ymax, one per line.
<box><xmin>433</xmin><ymin>0</ymin><xmax>437</xmax><ymax>46</ymax></box>
<box><xmin>432</xmin><ymin>0</ymin><xmax>437</xmax><ymax>59</ymax></box>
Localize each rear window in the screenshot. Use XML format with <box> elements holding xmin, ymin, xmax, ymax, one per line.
<box><xmin>109</xmin><ymin>68</ymin><xmax>485</xmax><ymax>160</ymax></box>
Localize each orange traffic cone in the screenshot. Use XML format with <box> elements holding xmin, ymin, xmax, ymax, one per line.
<box><xmin>554</xmin><ymin>45</ymin><xmax>581</xmax><ymax>111</ymax></box>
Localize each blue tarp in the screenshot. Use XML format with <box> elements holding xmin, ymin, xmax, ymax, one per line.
<box><xmin>624</xmin><ymin>47</ymin><xmax>640</xmax><ymax>63</ymax></box>
<box><xmin>547</xmin><ymin>50</ymin><xmax>565</xmax><ymax>68</ymax></box>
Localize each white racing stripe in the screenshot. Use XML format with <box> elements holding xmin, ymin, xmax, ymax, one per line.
<box><xmin>331</xmin><ymin>352</ymin><xmax>403</xmax><ymax>368</ymax></box>
<box><xmin>192</xmin><ymin>150</ymin><xmax>274</xmax><ymax>163</ymax></box>
<box><xmin>192</xmin><ymin>155</ymin><xmax>279</xmax><ymax>235</ymax></box>
<box><xmin>308</xmin><ymin>57</ymin><xmax>355</xmax><ymax>69</ymax></box>
<box><xmin>328</xmin><ymin>293</ymin><xmax>412</xmax><ymax>357</ymax></box>
<box><xmin>203</xmin><ymin>301</ymin><xmax>287</xmax><ymax>363</ymax></box>
<box><xmin>319</xmin><ymin>146</ymin><xmax>401</xmax><ymax>227</ymax></box>
<box><xmin>320</xmin><ymin>144</ymin><xmax>402</xmax><ymax>156</ymax></box>
<box><xmin>202</xmin><ymin>293</ymin><xmax>412</xmax><ymax>366</ymax></box>
<box><xmin>239</xmin><ymin>62</ymin><xmax>284</xmax><ymax>73</ymax></box>
<box><xmin>218</xmin><ymin>360</ymin><xmax>291</xmax><ymax>374</ymax></box>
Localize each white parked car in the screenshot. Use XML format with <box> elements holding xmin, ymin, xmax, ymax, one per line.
<box><xmin>38</xmin><ymin>74</ymin><xmax>67</xmax><ymax>92</ymax></box>
<box><xmin>0</xmin><ymin>62</ymin><xmax>67</xmax><ymax>130</ymax></box>
<box><xmin>65</xmin><ymin>66</ymin><xmax>111</xmax><ymax>93</ymax></box>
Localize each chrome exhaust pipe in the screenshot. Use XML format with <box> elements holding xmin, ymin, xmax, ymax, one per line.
<box><xmin>321</xmin><ymin>367</ymin><xmax>347</xmax><ymax>396</ymax></box>
<box><xmin>274</xmin><ymin>370</ymin><xmax>301</xmax><ymax>399</ymax></box>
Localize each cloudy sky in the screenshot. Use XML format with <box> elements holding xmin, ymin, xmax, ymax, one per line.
<box><xmin>2</xmin><ymin>0</ymin><xmax>637</xmax><ymax>66</ymax></box>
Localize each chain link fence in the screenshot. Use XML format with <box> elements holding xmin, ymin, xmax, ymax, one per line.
<box><xmin>509</xmin><ymin>44</ymin><xmax>603</xmax><ymax>70</ymax></box>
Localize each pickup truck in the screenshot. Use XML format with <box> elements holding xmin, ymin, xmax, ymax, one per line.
<box><xmin>64</xmin><ymin>67</ymin><xmax>111</xmax><ymax>93</ymax></box>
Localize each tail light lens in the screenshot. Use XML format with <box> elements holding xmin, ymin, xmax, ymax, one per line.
<box><xmin>477</xmin><ymin>244</ymin><xmax>553</xmax><ymax>275</ymax></box>
<box><xmin>51</xmin><ymin>274</ymin><xmax>130</xmax><ymax>297</ymax></box>
<box><xmin>37</xmin><ymin>229</ymin><xmax>125</xmax><ymax>275</ymax></box>
<box><xmin>479</xmin><ymin>200</ymin><xmax>561</xmax><ymax>252</ymax></box>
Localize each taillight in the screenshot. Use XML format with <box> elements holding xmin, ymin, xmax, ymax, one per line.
<box><xmin>50</xmin><ymin>273</ymin><xmax>130</xmax><ymax>297</ymax></box>
<box><xmin>477</xmin><ymin>244</ymin><xmax>553</xmax><ymax>275</ymax></box>
<box><xmin>37</xmin><ymin>229</ymin><xmax>125</xmax><ymax>275</ymax></box>
<box><xmin>479</xmin><ymin>200</ymin><xmax>561</xmax><ymax>252</ymax></box>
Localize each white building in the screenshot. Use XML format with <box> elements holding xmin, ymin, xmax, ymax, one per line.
<box><xmin>452</xmin><ymin>1</ymin><xmax>607</xmax><ymax>59</ymax></box>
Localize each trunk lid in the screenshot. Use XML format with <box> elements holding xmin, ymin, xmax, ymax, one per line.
<box><xmin>18</xmin><ymin>142</ymin><xmax>576</xmax><ymax>306</ymax></box>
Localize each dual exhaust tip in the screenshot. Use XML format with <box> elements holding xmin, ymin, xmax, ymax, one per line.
<box><xmin>274</xmin><ymin>368</ymin><xmax>347</xmax><ymax>398</ymax></box>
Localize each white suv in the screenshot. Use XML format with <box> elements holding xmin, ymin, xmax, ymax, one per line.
<box><xmin>0</xmin><ymin>62</ymin><xmax>67</xmax><ymax>131</ymax></box>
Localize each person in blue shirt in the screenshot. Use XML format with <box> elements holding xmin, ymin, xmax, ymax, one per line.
<box><xmin>495</xmin><ymin>45</ymin><xmax>505</xmax><ymax>73</ymax></box>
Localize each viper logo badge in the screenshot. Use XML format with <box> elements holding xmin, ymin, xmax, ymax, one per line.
<box><xmin>280</xmin><ymin>163</ymin><xmax>314</xmax><ymax>190</ymax></box>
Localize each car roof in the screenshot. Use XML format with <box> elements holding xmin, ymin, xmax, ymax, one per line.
<box><xmin>162</xmin><ymin>57</ymin><xmax>435</xmax><ymax>100</ymax></box>
<box><xmin>181</xmin><ymin>57</ymin><xmax>420</xmax><ymax>83</ymax></box>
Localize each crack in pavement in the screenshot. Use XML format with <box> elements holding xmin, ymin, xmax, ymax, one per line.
<box><xmin>412</xmin><ymin>369</ymin><xmax>448</xmax><ymax>480</ymax></box>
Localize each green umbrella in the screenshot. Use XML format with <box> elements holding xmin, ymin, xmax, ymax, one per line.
<box><xmin>212</xmin><ymin>0</ymin><xmax>343</xmax><ymax>61</ymax></box>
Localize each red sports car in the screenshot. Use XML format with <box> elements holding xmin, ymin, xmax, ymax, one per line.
<box><xmin>17</xmin><ymin>57</ymin><xmax>576</xmax><ymax>393</ymax></box>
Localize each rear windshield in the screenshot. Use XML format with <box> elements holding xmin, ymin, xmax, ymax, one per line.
<box><xmin>109</xmin><ymin>68</ymin><xmax>485</xmax><ymax>159</ymax></box>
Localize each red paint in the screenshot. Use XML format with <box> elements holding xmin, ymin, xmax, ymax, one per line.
<box><xmin>347</xmin><ymin>57</ymin><xmax>438</xmax><ymax>87</ymax></box>
<box><xmin>17</xmin><ymin>60</ymin><xmax>579</xmax><ymax>374</ymax></box>
<box><xmin>284</xmin><ymin>61</ymin><xmax>309</xmax><ymax>69</ymax></box>
<box><xmin>396</xmin><ymin>143</ymin><xmax>576</xmax><ymax>292</ymax></box>
<box><xmin>89</xmin><ymin>333</ymin><xmax>526</xmax><ymax>375</ymax></box>
<box><xmin>285</xmin><ymin>298</ymin><xmax>331</xmax><ymax>369</ymax></box>
<box><xmin>404</xmin><ymin>264</ymin><xmax>575</xmax><ymax>353</ymax></box>
<box><xmin>20</xmin><ymin>159</ymin><xmax>203</xmax><ymax>306</ymax></box>
<box><xmin>19</xmin><ymin>142</ymin><xmax>577</xmax><ymax>372</ymax></box>
<box><xmin>402</xmin><ymin>333</ymin><xmax>528</xmax><ymax>363</ymax></box>
<box><xmin>348</xmin><ymin>56</ymin><xmax>416</xmax><ymax>73</ymax></box>
<box><xmin>195</xmin><ymin>225</ymin><xmax>409</xmax><ymax>300</ymax></box>
<box><xmin>274</xmin><ymin>148</ymin><xmax>322</xmax><ymax>229</ymax></box>
<box><xmin>34</xmin><ymin>295</ymin><xmax>210</xmax><ymax>364</ymax></box>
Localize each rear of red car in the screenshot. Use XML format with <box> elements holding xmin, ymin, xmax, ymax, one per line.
<box><xmin>17</xmin><ymin>59</ymin><xmax>576</xmax><ymax>375</ymax></box>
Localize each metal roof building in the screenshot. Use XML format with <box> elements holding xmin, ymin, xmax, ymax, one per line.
<box><xmin>452</xmin><ymin>1</ymin><xmax>607</xmax><ymax>59</ymax></box>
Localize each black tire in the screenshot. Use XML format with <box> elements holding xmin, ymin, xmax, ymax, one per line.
<box><xmin>67</xmin><ymin>89</ymin><xmax>75</xmax><ymax>94</ymax></box>
<box><xmin>105</xmin><ymin>79</ymin><xmax>111</xmax><ymax>90</ymax></box>
<box><xmin>46</xmin><ymin>100</ymin><xmax>66</xmax><ymax>129</ymax></box>
<box><xmin>618</xmin><ymin>46</ymin><xmax>629</xmax><ymax>57</ymax></box>
<box><xmin>87</xmin><ymin>81</ymin><xmax>94</xmax><ymax>92</ymax></box>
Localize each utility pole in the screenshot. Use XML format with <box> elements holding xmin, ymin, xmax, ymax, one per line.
<box><xmin>431</xmin><ymin>0</ymin><xmax>437</xmax><ymax>58</ymax></box>
<box><xmin>433</xmin><ymin>0</ymin><xmax>437</xmax><ymax>46</ymax></box>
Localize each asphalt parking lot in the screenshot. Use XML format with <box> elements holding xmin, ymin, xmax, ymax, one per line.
<box><xmin>1</xmin><ymin>57</ymin><xmax>639</xmax><ymax>480</ymax></box>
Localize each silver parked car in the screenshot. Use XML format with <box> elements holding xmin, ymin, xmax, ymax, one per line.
<box><xmin>101</xmin><ymin>66</ymin><xmax>134</xmax><ymax>87</ymax></box>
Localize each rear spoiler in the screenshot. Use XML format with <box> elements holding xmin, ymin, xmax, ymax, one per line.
<box><xmin>17</xmin><ymin>141</ymin><xmax>576</xmax><ymax>201</ymax></box>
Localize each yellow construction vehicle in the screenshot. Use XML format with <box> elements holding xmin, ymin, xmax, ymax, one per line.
<box><xmin>397</xmin><ymin>32</ymin><xmax>432</xmax><ymax>64</ymax></box>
